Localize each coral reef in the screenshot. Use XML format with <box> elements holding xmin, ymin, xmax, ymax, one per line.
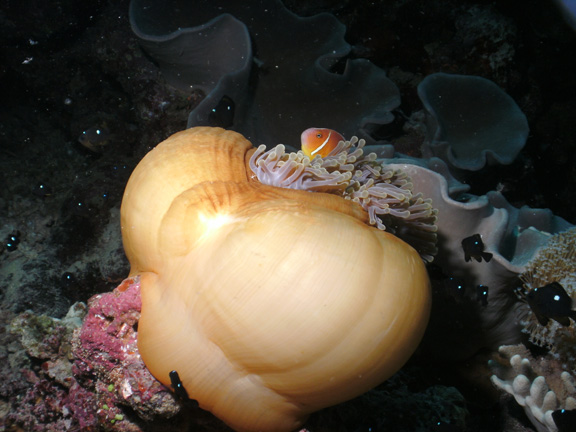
<box><xmin>380</xmin><ymin>158</ymin><xmax>572</xmax><ymax>360</ymax></box>
<box><xmin>5</xmin><ymin>302</ymin><xmax>101</xmax><ymax>431</ymax></box>
<box><xmin>3</xmin><ymin>278</ymin><xmax>181</xmax><ymax>431</ymax></box>
<box><xmin>489</xmin><ymin>228</ymin><xmax>576</xmax><ymax>432</ymax></box>
<box><xmin>71</xmin><ymin>276</ymin><xmax>179</xmax><ymax>422</ymax></box>
<box><xmin>421</xmin><ymin>3</ymin><xmax>519</xmax><ymax>86</ymax></box>
<box><xmin>1</xmin><ymin>277</ymin><xmax>470</xmax><ymax>432</ymax></box>
<box><xmin>490</xmin><ymin>344</ymin><xmax>576</xmax><ymax>432</ymax></box>
<box><xmin>516</xmin><ymin>227</ymin><xmax>576</xmax><ymax>365</ymax></box>
<box><xmin>2</xmin><ymin>0</ymin><xmax>576</xmax><ymax>431</ymax></box>
<box><xmin>306</xmin><ymin>371</ymin><xmax>469</xmax><ymax>432</ymax></box>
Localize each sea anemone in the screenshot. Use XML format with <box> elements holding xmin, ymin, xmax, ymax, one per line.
<box><xmin>120</xmin><ymin>127</ymin><xmax>431</xmax><ymax>432</ymax></box>
<box><xmin>249</xmin><ymin>135</ymin><xmax>438</xmax><ymax>262</ymax></box>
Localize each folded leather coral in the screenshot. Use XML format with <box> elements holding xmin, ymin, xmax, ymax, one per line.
<box><xmin>418</xmin><ymin>73</ymin><xmax>530</xmax><ymax>171</ymax></box>
<box><xmin>129</xmin><ymin>0</ymin><xmax>400</xmax><ymax>146</ymax></box>
<box><xmin>120</xmin><ymin>126</ymin><xmax>431</xmax><ymax>432</ymax></box>
<box><xmin>378</xmin><ymin>158</ymin><xmax>572</xmax><ymax>360</ymax></box>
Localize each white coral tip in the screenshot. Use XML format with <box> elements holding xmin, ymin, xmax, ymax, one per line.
<box><xmin>565</xmin><ymin>396</ymin><xmax>576</xmax><ymax>410</ymax></box>
<box><xmin>541</xmin><ymin>390</ymin><xmax>558</xmax><ymax>412</ymax></box>
<box><xmin>491</xmin><ymin>375</ymin><xmax>512</xmax><ymax>394</ymax></box>
<box><xmin>512</xmin><ymin>375</ymin><xmax>531</xmax><ymax>403</ymax></box>
<box><xmin>561</xmin><ymin>371</ymin><xmax>576</xmax><ymax>393</ymax></box>
<box><xmin>510</xmin><ymin>354</ymin><xmax>532</xmax><ymax>375</ymax></box>
<box><xmin>529</xmin><ymin>376</ymin><xmax>549</xmax><ymax>406</ymax></box>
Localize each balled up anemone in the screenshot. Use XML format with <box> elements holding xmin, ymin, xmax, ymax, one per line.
<box><xmin>120</xmin><ymin>127</ymin><xmax>432</xmax><ymax>432</ymax></box>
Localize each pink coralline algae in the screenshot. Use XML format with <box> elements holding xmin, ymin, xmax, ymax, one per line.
<box><xmin>4</xmin><ymin>277</ymin><xmax>180</xmax><ymax>431</ymax></box>
<box><xmin>71</xmin><ymin>276</ymin><xmax>180</xmax><ymax>423</ymax></box>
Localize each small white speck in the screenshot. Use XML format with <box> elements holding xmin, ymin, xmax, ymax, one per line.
<box><xmin>121</xmin><ymin>380</ymin><xmax>133</xmax><ymax>399</ymax></box>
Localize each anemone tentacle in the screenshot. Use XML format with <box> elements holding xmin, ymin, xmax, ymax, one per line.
<box><xmin>250</xmin><ymin>137</ymin><xmax>438</xmax><ymax>262</ymax></box>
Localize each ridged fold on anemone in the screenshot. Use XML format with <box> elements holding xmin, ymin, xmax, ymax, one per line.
<box><xmin>250</xmin><ymin>136</ymin><xmax>438</xmax><ymax>262</ymax></box>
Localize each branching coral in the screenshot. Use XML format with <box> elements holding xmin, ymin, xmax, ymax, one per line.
<box><xmin>489</xmin><ymin>228</ymin><xmax>576</xmax><ymax>432</ymax></box>
<box><xmin>516</xmin><ymin>227</ymin><xmax>576</xmax><ymax>367</ymax></box>
<box><xmin>249</xmin><ymin>136</ymin><xmax>438</xmax><ymax>262</ymax></box>
<box><xmin>490</xmin><ymin>344</ymin><xmax>576</xmax><ymax>432</ymax></box>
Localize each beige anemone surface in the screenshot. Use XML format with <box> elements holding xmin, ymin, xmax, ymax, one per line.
<box><xmin>120</xmin><ymin>127</ymin><xmax>431</xmax><ymax>432</ymax></box>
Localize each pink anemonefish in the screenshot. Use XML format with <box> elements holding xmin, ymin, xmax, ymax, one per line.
<box><xmin>301</xmin><ymin>128</ymin><xmax>345</xmax><ymax>158</ymax></box>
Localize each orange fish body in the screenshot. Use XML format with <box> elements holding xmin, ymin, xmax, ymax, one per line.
<box><xmin>301</xmin><ymin>128</ymin><xmax>345</xmax><ymax>158</ymax></box>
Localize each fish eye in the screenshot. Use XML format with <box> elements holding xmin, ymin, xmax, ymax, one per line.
<box><xmin>316</xmin><ymin>133</ymin><xmax>322</xmax><ymax>138</ymax></box>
